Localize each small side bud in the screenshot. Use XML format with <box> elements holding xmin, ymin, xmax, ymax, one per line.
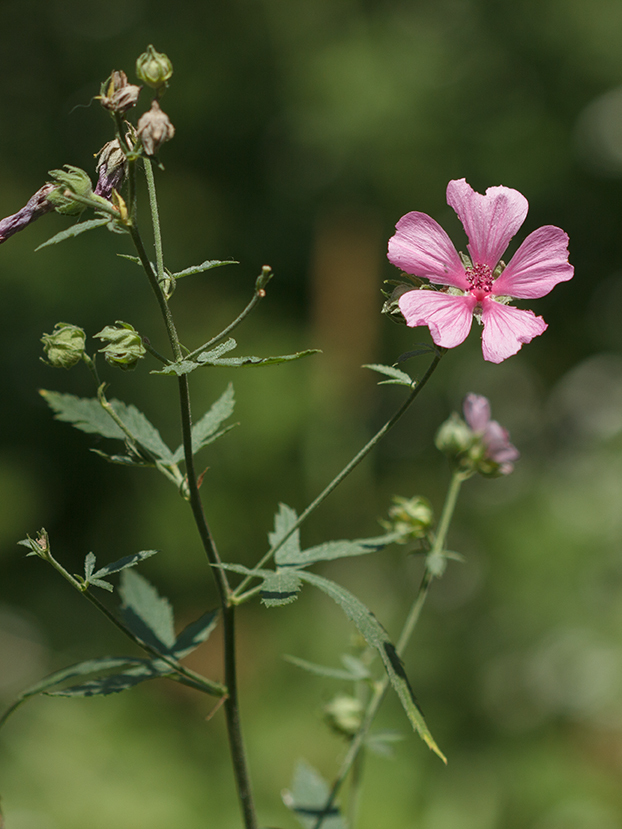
<box><xmin>136</xmin><ymin>100</ymin><xmax>175</xmax><ymax>156</ymax></box>
<box><xmin>18</xmin><ymin>528</ymin><xmax>51</xmax><ymax>560</ymax></box>
<box><xmin>383</xmin><ymin>495</ymin><xmax>434</xmax><ymax>542</ymax></box>
<box><xmin>94</xmin><ymin>321</ymin><xmax>146</xmax><ymax>371</ymax></box>
<box><xmin>136</xmin><ymin>45</ymin><xmax>173</xmax><ymax>90</ymax></box>
<box><xmin>94</xmin><ymin>140</ymin><xmax>127</xmax><ymax>201</ymax></box>
<box><xmin>255</xmin><ymin>265</ymin><xmax>274</xmax><ymax>293</ymax></box>
<box><xmin>46</xmin><ymin>165</ymin><xmax>94</xmax><ymax>216</ymax></box>
<box><xmin>41</xmin><ymin>323</ymin><xmax>86</xmax><ymax>369</ymax></box>
<box><xmin>99</xmin><ymin>70</ymin><xmax>141</xmax><ymax>113</ymax></box>
<box><xmin>323</xmin><ymin>694</ymin><xmax>364</xmax><ymax>738</ymax></box>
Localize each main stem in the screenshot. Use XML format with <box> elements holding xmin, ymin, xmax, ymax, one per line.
<box><xmin>137</xmin><ymin>158</ymin><xmax>258</xmax><ymax>829</ymax></box>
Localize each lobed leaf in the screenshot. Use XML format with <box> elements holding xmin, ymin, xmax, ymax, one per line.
<box><xmin>363</xmin><ymin>363</ymin><xmax>413</xmax><ymax>387</ymax></box>
<box><xmin>119</xmin><ymin>570</ymin><xmax>176</xmax><ymax>651</ymax></box>
<box><xmin>153</xmin><ymin>341</ymin><xmax>321</xmax><ymax>377</ymax></box>
<box><xmin>91</xmin><ymin>549</ymin><xmax>158</xmax><ymax>580</ymax></box>
<box><xmin>298</xmin><ymin>571</ymin><xmax>446</xmax><ymax>762</ymax></box>
<box><xmin>172</xmin><ymin>383</ymin><xmax>236</xmax><ymax>463</ymax></box>
<box><xmin>283</xmin><ymin>760</ymin><xmax>346</xmax><ymax>829</ymax></box>
<box><xmin>35</xmin><ymin>217</ymin><xmax>109</xmax><ymax>251</ymax></box>
<box><xmin>260</xmin><ymin>570</ymin><xmax>302</xmax><ymax>607</ymax></box>
<box><xmin>172</xmin><ymin>259</ymin><xmax>238</xmax><ymax>278</ymax></box>
<box><xmin>270</xmin><ymin>503</ymin><xmax>301</xmax><ymax>565</ymax></box>
<box><xmin>47</xmin><ymin>659</ymin><xmax>172</xmax><ymax>697</ymax></box>
<box><xmin>278</xmin><ymin>531</ymin><xmax>403</xmax><ymax>567</ymax></box>
<box><xmin>17</xmin><ymin>657</ymin><xmax>148</xmax><ymax>700</ymax></box>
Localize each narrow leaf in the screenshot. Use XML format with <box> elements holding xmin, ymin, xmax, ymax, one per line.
<box><xmin>17</xmin><ymin>657</ymin><xmax>147</xmax><ymax>699</ymax></box>
<box><xmin>172</xmin><ymin>609</ymin><xmax>219</xmax><ymax>658</ymax></box>
<box><xmin>261</xmin><ymin>570</ymin><xmax>302</xmax><ymax>607</ymax></box>
<box><xmin>91</xmin><ymin>549</ymin><xmax>158</xmax><ymax>580</ymax></box>
<box><xmin>153</xmin><ymin>346</ymin><xmax>321</xmax><ymax>377</ymax></box>
<box><xmin>172</xmin><ymin>384</ymin><xmax>236</xmax><ymax>463</ymax></box>
<box><xmin>278</xmin><ymin>531</ymin><xmax>403</xmax><ymax>567</ymax></box>
<box><xmin>283</xmin><ymin>654</ymin><xmax>365</xmax><ymax>681</ymax></box>
<box><xmin>396</xmin><ymin>345</ymin><xmax>440</xmax><ymax>362</ymax></box>
<box><xmin>270</xmin><ymin>504</ymin><xmax>301</xmax><ymax>565</ymax></box>
<box><xmin>84</xmin><ymin>552</ymin><xmax>96</xmax><ymax>581</ymax></box>
<box><xmin>283</xmin><ymin>760</ymin><xmax>346</xmax><ymax>829</ymax></box>
<box><xmin>172</xmin><ymin>259</ymin><xmax>238</xmax><ymax>278</ymax></box>
<box><xmin>47</xmin><ymin>660</ymin><xmax>172</xmax><ymax>697</ymax></box>
<box><xmin>298</xmin><ymin>571</ymin><xmax>446</xmax><ymax>762</ymax></box>
<box><xmin>35</xmin><ymin>217</ymin><xmax>109</xmax><ymax>250</ymax></box>
<box><xmin>363</xmin><ymin>363</ymin><xmax>413</xmax><ymax>387</ymax></box>
<box><xmin>119</xmin><ymin>570</ymin><xmax>176</xmax><ymax>651</ymax></box>
<box><xmin>117</xmin><ymin>254</ymin><xmax>141</xmax><ymax>265</ymax></box>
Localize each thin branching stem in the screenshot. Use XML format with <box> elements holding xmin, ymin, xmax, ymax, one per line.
<box><xmin>311</xmin><ymin>468</ymin><xmax>466</xmax><ymax>829</ymax></box>
<box><xmin>232</xmin><ymin>350</ymin><xmax>445</xmax><ymax>601</ymax></box>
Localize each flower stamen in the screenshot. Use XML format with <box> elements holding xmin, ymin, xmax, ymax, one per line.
<box><xmin>464</xmin><ymin>263</ymin><xmax>494</xmax><ymax>298</ymax></box>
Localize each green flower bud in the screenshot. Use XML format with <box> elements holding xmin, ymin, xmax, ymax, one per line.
<box><xmin>136</xmin><ymin>45</ymin><xmax>173</xmax><ymax>89</ymax></box>
<box><xmin>46</xmin><ymin>165</ymin><xmax>94</xmax><ymax>216</ymax></box>
<box><xmin>435</xmin><ymin>412</ymin><xmax>475</xmax><ymax>458</ymax></box>
<box><xmin>41</xmin><ymin>323</ymin><xmax>86</xmax><ymax>369</ymax></box>
<box><xmin>136</xmin><ymin>100</ymin><xmax>175</xmax><ymax>156</ymax></box>
<box><xmin>384</xmin><ymin>495</ymin><xmax>434</xmax><ymax>542</ymax></box>
<box><xmin>94</xmin><ymin>321</ymin><xmax>146</xmax><ymax>371</ymax></box>
<box><xmin>323</xmin><ymin>694</ymin><xmax>364</xmax><ymax>738</ymax></box>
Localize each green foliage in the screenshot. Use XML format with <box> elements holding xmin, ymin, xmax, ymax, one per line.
<box><xmin>171</xmin><ymin>609</ymin><xmax>219</xmax><ymax>659</ymax></box>
<box><xmin>283</xmin><ymin>760</ymin><xmax>346</xmax><ymax>829</ymax></box>
<box><xmin>171</xmin><ymin>383</ymin><xmax>236</xmax><ymax>463</ymax></box>
<box><xmin>47</xmin><ymin>659</ymin><xmax>174</xmax><ymax>697</ymax></box>
<box><xmin>171</xmin><ymin>259</ymin><xmax>238</xmax><ymax>278</ymax></box>
<box><xmin>298</xmin><ymin>570</ymin><xmax>446</xmax><ymax>762</ymax></box>
<box><xmin>363</xmin><ymin>363</ymin><xmax>414</xmax><ymax>387</ymax></box>
<box><xmin>35</xmin><ymin>217</ymin><xmax>110</xmax><ymax>250</ymax></box>
<box><xmin>153</xmin><ymin>337</ymin><xmax>321</xmax><ymax>376</ymax></box>
<box><xmin>260</xmin><ymin>569</ymin><xmax>302</xmax><ymax>607</ymax></box>
<box><xmin>119</xmin><ymin>569</ymin><xmax>176</xmax><ymax>651</ymax></box>
<box><xmin>283</xmin><ymin>654</ymin><xmax>370</xmax><ymax>681</ymax></box>
<box><xmin>83</xmin><ymin>549</ymin><xmax>159</xmax><ymax>592</ymax></box>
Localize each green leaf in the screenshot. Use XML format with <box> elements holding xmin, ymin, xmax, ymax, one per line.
<box><xmin>119</xmin><ymin>570</ymin><xmax>176</xmax><ymax>651</ymax></box>
<box><xmin>172</xmin><ymin>383</ymin><xmax>236</xmax><ymax>463</ymax></box>
<box><xmin>171</xmin><ymin>609</ymin><xmax>219</xmax><ymax>658</ymax></box>
<box><xmin>40</xmin><ymin>391</ymin><xmax>175</xmax><ymax>466</ymax></box>
<box><xmin>91</xmin><ymin>549</ymin><xmax>158</xmax><ymax>580</ymax></box>
<box><xmin>35</xmin><ymin>217</ymin><xmax>109</xmax><ymax>250</ymax></box>
<box><xmin>260</xmin><ymin>569</ymin><xmax>302</xmax><ymax>607</ymax></box>
<box><xmin>18</xmin><ymin>657</ymin><xmax>148</xmax><ymax>699</ymax></box>
<box><xmin>84</xmin><ymin>552</ymin><xmax>96</xmax><ymax>581</ymax></box>
<box><xmin>201</xmin><ymin>349</ymin><xmax>321</xmax><ymax>368</ymax></box>
<box><xmin>365</xmin><ymin>729</ymin><xmax>406</xmax><ymax>757</ymax></box>
<box><xmin>363</xmin><ymin>363</ymin><xmax>413</xmax><ymax>387</ymax></box>
<box><xmin>298</xmin><ymin>571</ymin><xmax>446</xmax><ymax>763</ymax></box>
<box><xmin>117</xmin><ymin>253</ymin><xmax>141</xmax><ymax>265</ymax></box>
<box><xmin>283</xmin><ymin>654</ymin><xmax>367</xmax><ymax>681</ymax></box>
<box><xmin>171</xmin><ymin>259</ymin><xmax>238</xmax><ymax>278</ymax></box>
<box><xmin>396</xmin><ymin>345</ymin><xmax>440</xmax><ymax>362</ymax></box>
<box><xmin>283</xmin><ymin>760</ymin><xmax>346</xmax><ymax>829</ymax></box>
<box><xmin>153</xmin><ymin>341</ymin><xmax>321</xmax><ymax>376</ymax></box>
<box><xmin>47</xmin><ymin>659</ymin><xmax>172</xmax><ymax>697</ymax></box>
<box><xmin>270</xmin><ymin>504</ymin><xmax>301</xmax><ymax>565</ymax></box>
<box><xmin>278</xmin><ymin>531</ymin><xmax>403</xmax><ymax>567</ymax></box>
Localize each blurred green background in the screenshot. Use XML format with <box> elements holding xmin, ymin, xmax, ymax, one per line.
<box><xmin>2</xmin><ymin>0</ymin><xmax>622</xmax><ymax>827</ymax></box>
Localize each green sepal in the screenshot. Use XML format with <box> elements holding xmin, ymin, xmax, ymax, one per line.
<box><xmin>35</xmin><ymin>217</ymin><xmax>109</xmax><ymax>251</ymax></box>
<box><xmin>283</xmin><ymin>760</ymin><xmax>347</xmax><ymax>829</ymax></box>
<box><xmin>171</xmin><ymin>259</ymin><xmax>238</xmax><ymax>278</ymax></box>
<box><xmin>298</xmin><ymin>570</ymin><xmax>446</xmax><ymax>763</ymax></box>
<box><xmin>363</xmin><ymin>363</ymin><xmax>414</xmax><ymax>387</ymax></box>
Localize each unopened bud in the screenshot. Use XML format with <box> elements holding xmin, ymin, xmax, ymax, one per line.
<box><xmin>94</xmin><ymin>321</ymin><xmax>146</xmax><ymax>371</ymax></box>
<box><xmin>384</xmin><ymin>495</ymin><xmax>433</xmax><ymax>542</ymax></box>
<box><xmin>94</xmin><ymin>140</ymin><xmax>127</xmax><ymax>202</ymax></box>
<box><xmin>136</xmin><ymin>45</ymin><xmax>173</xmax><ymax>89</ymax></box>
<box><xmin>137</xmin><ymin>100</ymin><xmax>175</xmax><ymax>156</ymax></box>
<box><xmin>435</xmin><ymin>412</ymin><xmax>475</xmax><ymax>458</ymax></box>
<box><xmin>99</xmin><ymin>70</ymin><xmax>141</xmax><ymax>113</ymax></box>
<box><xmin>41</xmin><ymin>323</ymin><xmax>86</xmax><ymax>369</ymax></box>
<box><xmin>323</xmin><ymin>694</ymin><xmax>364</xmax><ymax>737</ymax></box>
<box><xmin>46</xmin><ymin>166</ymin><xmax>94</xmax><ymax>216</ymax></box>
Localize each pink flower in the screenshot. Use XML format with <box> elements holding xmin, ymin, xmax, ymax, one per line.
<box><xmin>388</xmin><ymin>179</ymin><xmax>573</xmax><ymax>363</ymax></box>
<box><xmin>463</xmin><ymin>393</ymin><xmax>519</xmax><ymax>475</ymax></box>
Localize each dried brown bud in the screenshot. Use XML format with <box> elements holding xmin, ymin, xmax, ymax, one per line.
<box><xmin>94</xmin><ymin>139</ymin><xmax>127</xmax><ymax>200</ymax></box>
<box><xmin>99</xmin><ymin>70</ymin><xmax>141</xmax><ymax>114</ymax></box>
<box><xmin>136</xmin><ymin>100</ymin><xmax>175</xmax><ymax>156</ymax></box>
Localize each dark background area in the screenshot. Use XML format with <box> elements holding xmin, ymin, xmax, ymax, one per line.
<box><xmin>2</xmin><ymin>1</ymin><xmax>622</xmax><ymax>827</ymax></box>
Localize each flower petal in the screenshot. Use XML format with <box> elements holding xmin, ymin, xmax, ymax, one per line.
<box><xmin>480</xmin><ymin>298</ymin><xmax>547</xmax><ymax>363</ymax></box>
<box><xmin>492</xmin><ymin>225</ymin><xmax>573</xmax><ymax>299</ymax></box>
<box><xmin>483</xmin><ymin>420</ymin><xmax>520</xmax><ymax>463</ymax></box>
<box><xmin>446</xmin><ymin>179</ymin><xmax>529</xmax><ymax>270</ymax></box>
<box><xmin>463</xmin><ymin>393</ymin><xmax>491</xmax><ymax>432</ymax></box>
<box><xmin>388</xmin><ymin>211</ymin><xmax>469</xmax><ymax>289</ymax></box>
<box><xmin>398</xmin><ymin>290</ymin><xmax>476</xmax><ymax>348</ymax></box>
